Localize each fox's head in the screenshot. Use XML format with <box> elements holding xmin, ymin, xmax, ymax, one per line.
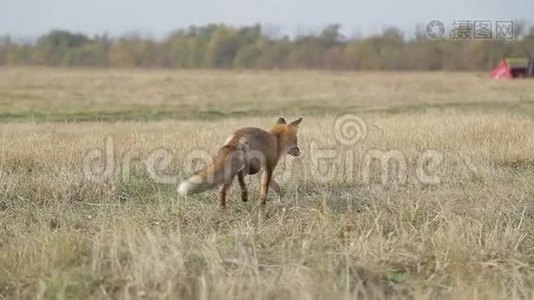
<box><xmin>273</xmin><ymin>117</ymin><xmax>302</xmax><ymax>157</ymax></box>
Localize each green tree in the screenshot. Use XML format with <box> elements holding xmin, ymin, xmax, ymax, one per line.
<box><xmin>205</xmin><ymin>26</ymin><xmax>240</xmax><ymax>68</ymax></box>
<box><xmin>33</xmin><ymin>30</ymin><xmax>91</xmax><ymax>65</ymax></box>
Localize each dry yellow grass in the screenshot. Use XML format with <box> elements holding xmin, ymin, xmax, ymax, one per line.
<box><xmin>1</xmin><ymin>69</ymin><xmax>534</xmax><ymax>299</ymax></box>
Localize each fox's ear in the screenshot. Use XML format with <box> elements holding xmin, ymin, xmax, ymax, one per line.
<box><xmin>290</xmin><ymin>117</ymin><xmax>302</xmax><ymax>127</ymax></box>
<box><xmin>276</xmin><ymin>117</ymin><xmax>287</xmax><ymax>125</ymax></box>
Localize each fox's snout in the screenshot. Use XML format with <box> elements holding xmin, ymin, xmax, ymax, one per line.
<box><xmin>288</xmin><ymin>146</ymin><xmax>301</xmax><ymax>157</ymax></box>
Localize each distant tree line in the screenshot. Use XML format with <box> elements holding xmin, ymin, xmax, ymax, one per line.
<box><xmin>1</xmin><ymin>24</ymin><xmax>534</xmax><ymax>70</ymax></box>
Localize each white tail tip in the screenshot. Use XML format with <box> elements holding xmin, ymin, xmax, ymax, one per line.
<box><xmin>177</xmin><ymin>181</ymin><xmax>194</xmax><ymax>195</ymax></box>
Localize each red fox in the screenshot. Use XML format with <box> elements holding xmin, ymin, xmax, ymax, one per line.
<box><xmin>178</xmin><ymin>117</ymin><xmax>302</xmax><ymax>207</ymax></box>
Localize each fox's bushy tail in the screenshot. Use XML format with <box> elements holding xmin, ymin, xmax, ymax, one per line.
<box><xmin>178</xmin><ymin>145</ymin><xmax>242</xmax><ymax>195</ymax></box>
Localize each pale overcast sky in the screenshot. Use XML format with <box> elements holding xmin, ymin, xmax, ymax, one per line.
<box><xmin>2</xmin><ymin>0</ymin><xmax>533</xmax><ymax>38</ymax></box>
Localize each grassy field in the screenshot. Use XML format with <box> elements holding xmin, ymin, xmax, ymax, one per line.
<box><xmin>1</xmin><ymin>68</ymin><xmax>534</xmax><ymax>299</ymax></box>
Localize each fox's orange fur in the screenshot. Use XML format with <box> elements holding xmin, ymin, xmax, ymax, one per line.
<box><xmin>178</xmin><ymin>117</ymin><xmax>302</xmax><ymax>207</ymax></box>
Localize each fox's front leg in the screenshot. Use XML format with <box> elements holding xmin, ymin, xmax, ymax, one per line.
<box><xmin>259</xmin><ymin>167</ymin><xmax>273</xmax><ymax>206</ymax></box>
<box><xmin>269</xmin><ymin>179</ymin><xmax>283</xmax><ymax>203</ymax></box>
<box><xmin>269</xmin><ymin>180</ymin><xmax>281</xmax><ymax>196</ymax></box>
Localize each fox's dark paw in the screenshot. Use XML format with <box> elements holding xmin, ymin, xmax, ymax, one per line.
<box><xmin>241</xmin><ymin>192</ymin><xmax>248</xmax><ymax>202</ymax></box>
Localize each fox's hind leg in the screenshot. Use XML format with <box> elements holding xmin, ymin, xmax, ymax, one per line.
<box><xmin>219</xmin><ymin>183</ymin><xmax>232</xmax><ymax>208</ymax></box>
<box><xmin>237</xmin><ymin>171</ymin><xmax>248</xmax><ymax>202</ymax></box>
<box><xmin>259</xmin><ymin>167</ymin><xmax>273</xmax><ymax>206</ymax></box>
